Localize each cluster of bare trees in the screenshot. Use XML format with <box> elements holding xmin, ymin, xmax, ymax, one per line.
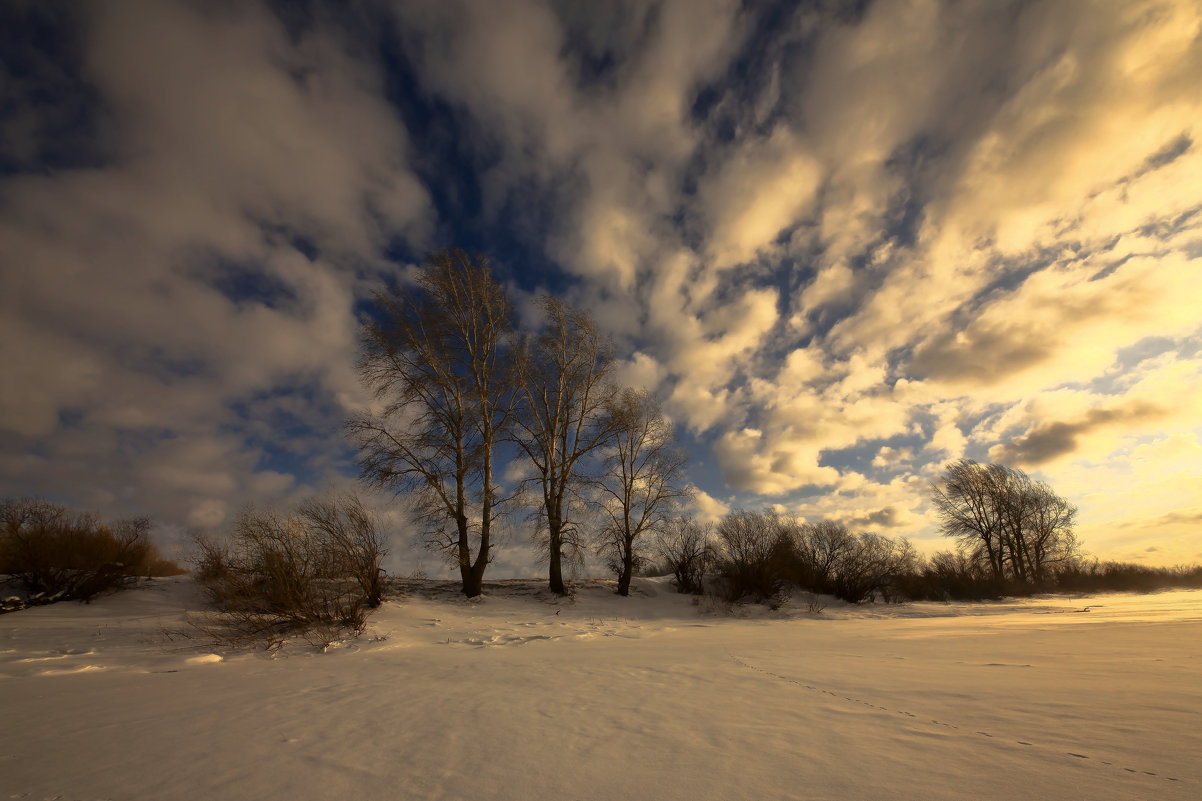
<box><xmin>651</xmin><ymin>510</ymin><xmax>916</xmax><ymax>604</ymax></box>
<box><xmin>929</xmin><ymin>459</ymin><xmax>1080</xmax><ymax>588</ymax></box>
<box><xmin>348</xmin><ymin>249</ymin><xmax>688</xmax><ymax>597</ymax></box>
<box><xmin>342</xmin><ymin>250</ymin><xmax>1091</xmax><ymax>605</ymax></box>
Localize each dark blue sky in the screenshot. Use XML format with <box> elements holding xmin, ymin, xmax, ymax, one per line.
<box><xmin>2</xmin><ymin>0</ymin><xmax>1200</xmax><ymax>570</ymax></box>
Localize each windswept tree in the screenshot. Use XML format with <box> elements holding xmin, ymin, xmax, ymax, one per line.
<box><xmin>929</xmin><ymin>460</ymin><xmax>1007</xmax><ymax>580</ymax></box>
<box><xmin>513</xmin><ymin>296</ymin><xmax>618</xmax><ymax>595</ymax></box>
<box><xmin>348</xmin><ymin>250</ymin><xmax>515</xmax><ymax>598</ymax></box>
<box><xmin>592</xmin><ymin>388</ymin><xmax>690</xmax><ymax>596</ymax></box>
<box><xmin>930</xmin><ymin>459</ymin><xmax>1079</xmax><ymax>588</ymax></box>
<box><xmin>1024</xmin><ymin>481</ymin><xmax>1080</xmax><ymax>584</ymax></box>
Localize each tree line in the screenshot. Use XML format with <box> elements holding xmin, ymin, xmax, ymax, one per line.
<box><xmin>343</xmin><ymin>248</ymin><xmax>1198</xmax><ymax>604</ymax></box>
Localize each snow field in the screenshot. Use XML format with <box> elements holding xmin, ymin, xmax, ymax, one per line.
<box><xmin>2</xmin><ymin>578</ymin><xmax>1199</xmax><ymax>800</ymax></box>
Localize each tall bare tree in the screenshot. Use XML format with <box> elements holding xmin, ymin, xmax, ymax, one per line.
<box><xmin>593</xmin><ymin>388</ymin><xmax>690</xmax><ymax>596</ymax></box>
<box><xmin>513</xmin><ymin>296</ymin><xmax>618</xmax><ymax>595</ymax></box>
<box><xmin>348</xmin><ymin>250</ymin><xmax>514</xmax><ymax>598</ymax></box>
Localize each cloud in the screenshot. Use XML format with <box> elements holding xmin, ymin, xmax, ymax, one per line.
<box><xmin>840</xmin><ymin>506</ymin><xmax>911</xmax><ymax>532</ymax></box>
<box><xmin>3</xmin><ymin>0</ymin><xmax>1200</xmax><ymax>569</ymax></box>
<box><xmin>688</xmin><ymin>487</ymin><xmax>731</xmax><ymax>524</ymax></box>
<box><xmin>0</xmin><ymin>1</ymin><xmax>430</xmax><ymax>532</ymax></box>
<box><xmin>698</xmin><ymin>126</ymin><xmax>822</xmax><ymax>270</ymax></box>
<box><xmin>991</xmin><ymin>401</ymin><xmax>1166</xmax><ymax>466</ymax></box>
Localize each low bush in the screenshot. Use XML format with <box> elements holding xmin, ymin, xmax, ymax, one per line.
<box><xmin>190</xmin><ymin>494</ymin><xmax>386</xmax><ymax>649</ymax></box>
<box><xmin>894</xmin><ymin>550</ymin><xmax>1007</xmax><ymax>601</ymax></box>
<box><xmin>1</xmin><ymin>497</ymin><xmax>184</xmax><ymax>605</ymax></box>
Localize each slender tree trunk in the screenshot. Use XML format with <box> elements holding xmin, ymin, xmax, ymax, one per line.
<box><xmin>466</xmin><ymin>514</ymin><xmax>489</xmax><ymax>598</ymax></box>
<box><xmin>548</xmin><ymin>526</ymin><xmax>565</xmax><ymax>595</ymax></box>
<box><xmin>616</xmin><ymin>504</ymin><xmax>635</xmax><ymax>596</ymax></box>
<box><xmin>467</xmin><ymin>453</ymin><xmax>496</xmax><ymax>598</ymax></box>
<box><xmin>456</xmin><ymin>512</ymin><xmax>482</xmax><ymax>597</ymax></box>
<box><xmin>617</xmin><ymin>535</ymin><xmax>634</xmax><ymax>596</ymax></box>
<box><xmin>546</xmin><ymin>490</ymin><xmax>568</xmax><ymax>595</ymax></box>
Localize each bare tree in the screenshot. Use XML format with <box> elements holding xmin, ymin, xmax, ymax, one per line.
<box><xmin>513</xmin><ymin>296</ymin><xmax>618</xmax><ymax>595</ymax></box>
<box><xmin>715</xmin><ymin>509</ymin><xmax>793</xmax><ymax>601</ymax></box>
<box><xmin>828</xmin><ymin>532</ymin><xmax>916</xmax><ymax>603</ymax></box>
<box><xmin>929</xmin><ymin>460</ymin><xmax>1006</xmax><ymax>580</ymax></box>
<box><xmin>654</xmin><ymin>515</ymin><xmax>716</xmax><ymax>594</ymax></box>
<box><xmin>793</xmin><ymin>519</ymin><xmax>855</xmax><ymax>590</ymax></box>
<box><xmin>1009</xmin><ymin>477</ymin><xmax>1079</xmax><ymax>585</ymax></box>
<box><xmin>348</xmin><ymin>250</ymin><xmax>515</xmax><ymax>598</ymax></box>
<box><xmin>592</xmin><ymin>389</ymin><xmax>690</xmax><ymax>596</ymax></box>
<box><xmin>930</xmin><ymin>459</ymin><xmax>1079</xmax><ymax>589</ymax></box>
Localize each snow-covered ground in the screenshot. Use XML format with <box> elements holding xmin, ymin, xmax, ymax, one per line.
<box><xmin>2</xmin><ymin>578</ymin><xmax>1199</xmax><ymax>800</ymax></box>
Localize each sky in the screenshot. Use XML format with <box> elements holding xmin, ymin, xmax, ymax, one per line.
<box><xmin>2</xmin><ymin>0</ymin><xmax>1200</xmax><ymax>572</ymax></box>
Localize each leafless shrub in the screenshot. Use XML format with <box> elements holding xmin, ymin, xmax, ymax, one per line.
<box><xmin>787</xmin><ymin>521</ymin><xmax>916</xmax><ymax>603</ymax></box>
<box><xmin>654</xmin><ymin>515</ymin><xmax>716</xmax><ymax>594</ymax></box>
<box><xmin>1</xmin><ymin>497</ymin><xmax>182</xmax><ymax>604</ymax></box>
<box><xmin>802</xmin><ymin>592</ymin><xmax>827</xmax><ymax>614</ymax></box>
<box><xmin>189</xmin><ymin>494</ymin><xmax>386</xmax><ymax>650</ymax></box>
<box><xmin>715</xmin><ymin>510</ymin><xmax>795</xmax><ymax>601</ymax></box>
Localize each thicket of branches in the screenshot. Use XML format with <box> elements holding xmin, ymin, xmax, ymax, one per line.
<box><xmin>189</xmin><ymin>495</ymin><xmax>386</xmax><ymax>649</ymax></box>
<box><xmin>1</xmin><ymin>497</ymin><xmax>184</xmax><ymax>606</ymax></box>
<box><xmin>653</xmin><ymin>516</ymin><xmax>717</xmax><ymax>595</ymax></box>
<box><xmin>703</xmin><ymin>511</ymin><xmax>916</xmax><ymax>604</ymax></box>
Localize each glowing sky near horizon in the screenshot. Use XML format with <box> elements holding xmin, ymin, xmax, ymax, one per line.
<box><xmin>1</xmin><ymin>0</ymin><xmax>1199</xmax><ymax>569</ymax></box>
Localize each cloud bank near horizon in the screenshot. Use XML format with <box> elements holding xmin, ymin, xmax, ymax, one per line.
<box><xmin>2</xmin><ymin>0</ymin><xmax>1200</xmax><ymax>569</ymax></box>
